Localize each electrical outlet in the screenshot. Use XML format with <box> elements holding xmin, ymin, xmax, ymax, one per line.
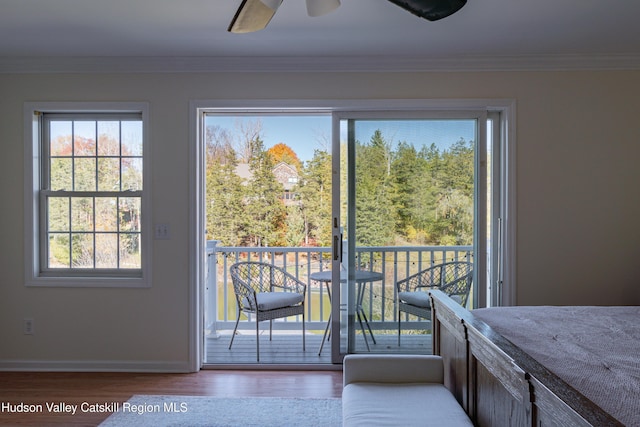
<box><xmin>154</xmin><ymin>223</ymin><xmax>171</xmax><ymax>240</ymax></box>
<box><xmin>24</xmin><ymin>318</ymin><xmax>34</xmax><ymax>335</ymax></box>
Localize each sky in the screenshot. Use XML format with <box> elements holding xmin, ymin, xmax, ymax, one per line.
<box><xmin>205</xmin><ymin>115</ymin><xmax>476</xmax><ymax>163</ymax></box>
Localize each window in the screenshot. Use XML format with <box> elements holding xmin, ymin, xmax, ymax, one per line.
<box><xmin>25</xmin><ymin>103</ymin><xmax>150</xmax><ymax>287</ymax></box>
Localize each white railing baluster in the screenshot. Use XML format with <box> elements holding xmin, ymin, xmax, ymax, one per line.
<box><xmin>207</xmin><ymin>243</ymin><xmax>472</xmax><ymax>331</ymax></box>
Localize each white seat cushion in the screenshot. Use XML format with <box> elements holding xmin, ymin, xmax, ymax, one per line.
<box><xmin>399</xmin><ymin>291</ymin><xmax>463</xmax><ymax>308</ymax></box>
<box><xmin>398</xmin><ymin>291</ymin><xmax>431</xmax><ymax>308</ymax></box>
<box><xmin>343</xmin><ymin>383</ymin><xmax>473</xmax><ymax>427</ymax></box>
<box><xmin>256</xmin><ymin>292</ymin><xmax>304</xmax><ymax>311</ymax></box>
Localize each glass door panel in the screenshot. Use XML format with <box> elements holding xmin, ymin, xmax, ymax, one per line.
<box><xmin>332</xmin><ymin>114</ymin><xmax>484</xmax><ymax>361</ymax></box>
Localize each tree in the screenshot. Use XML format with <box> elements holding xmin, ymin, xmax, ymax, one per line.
<box><xmin>284</xmin><ymin>204</ymin><xmax>306</xmax><ymax>246</ymax></box>
<box><xmin>245</xmin><ymin>137</ymin><xmax>286</xmax><ymax>246</ymax></box>
<box><xmin>267</xmin><ymin>143</ymin><xmax>302</xmax><ymax>171</ymax></box>
<box><xmin>205</xmin><ymin>124</ymin><xmax>234</xmax><ymax>164</ymax></box>
<box><xmin>392</xmin><ymin>141</ymin><xmax>418</xmax><ymax>232</ymax></box>
<box><xmin>435</xmin><ymin>138</ymin><xmax>474</xmax><ymax>245</ymax></box>
<box><xmin>354</xmin><ymin>130</ymin><xmax>397</xmax><ymax>247</ymax></box>
<box><xmin>233</xmin><ymin>119</ymin><xmax>263</xmax><ymax>162</ymax></box>
<box><xmin>297</xmin><ymin>149</ymin><xmax>332</xmax><ymax>246</ymax></box>
<box><xmin>440</xmin><ymin>138</ymin><xmax>474</xmax><ymax>194</ymax></box>
<box><xmin>206</xmin><ymin>148</ymin><xmax>247</xmax><ymax>245</ymax></box>
<box><xmin>435</xmin><ymin>188</ymin><xmax>473</xmax><ymax>245</ymax></box>
<box><xmin>391</xmin><ymin>141</ymin><xmax>439</xmax><ymax>243</ymax></box>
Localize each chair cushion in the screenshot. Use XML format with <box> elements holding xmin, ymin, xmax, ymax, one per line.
<box><xmin>343</xmin><ymin>383</ymin><xmax>473</xmax><ymax>427</ymax></box>
<box><xmin>398</xmin><ymin>291</ymin><xmax>431</xmax><ymax>308</ymax></box>
<box><xmin>256</xmin><ymin>292</ymin><xmax>304</xmax><ymax>311</ymax></box>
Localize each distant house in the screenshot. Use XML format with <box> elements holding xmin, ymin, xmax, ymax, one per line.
<box><xmin>272</xmin><ymin>161</ymin><xmax>299</xmax><ymax>205</ymax></box>
<box><xmin>235</xmin><ymin>161</ymin><xmax>300</xmax><ymax>205</ymax></box>
<box><xmin>272</xmin><ymin>161</ymin><xmax>298</xmax><ymax>190</ymax></box>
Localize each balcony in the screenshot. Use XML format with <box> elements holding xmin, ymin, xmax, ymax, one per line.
<box><xmin>205</xmin><ymin>241</ymin><xmax>473</xmax><ymax>365</ymax></box>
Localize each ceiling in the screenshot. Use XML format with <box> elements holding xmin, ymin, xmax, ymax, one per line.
<box><xmin>2</xmin><ymin>0</ymin><xmax>640</xmax><ymax>72</ymax></box>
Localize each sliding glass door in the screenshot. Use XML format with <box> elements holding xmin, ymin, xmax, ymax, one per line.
<box><xmin>195</xmin><ymin>100</ymin><xmax>511</xmax><ymax>368</ymax></box>
<box><xmin>331</xmin><ymin>112</ymin><xmax>486</xmax><ymax>362</ymax></box>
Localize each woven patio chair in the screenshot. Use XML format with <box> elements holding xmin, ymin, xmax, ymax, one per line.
<box><xmin>229</xmin><ymin>261</ymin><xmax>306</xmax><ymax>362</ymax></box>
<box><xmin>396</xmin><ymin>261</ymin><xmax>473</xmax><ymax>346</ymax></box>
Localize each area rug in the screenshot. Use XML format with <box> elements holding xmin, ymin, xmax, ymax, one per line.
<box><xmin>99</xmin><ymin>395</ymin><xmax>342</xmax><ymax>427</ymax></box>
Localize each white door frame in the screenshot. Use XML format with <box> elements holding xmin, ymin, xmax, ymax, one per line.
<box><xmin>188</xmin><ymin>98</ymin><xmax>516</xmax><ymax>370</ymax></box>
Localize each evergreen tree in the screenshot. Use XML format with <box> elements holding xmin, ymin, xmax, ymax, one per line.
<box><xmin>354</xmin><ymin>130</ymin><xmax>397</xmax><ymax>247</ymax></box>
<box><xmin>297</xmin><ymin>149</ymin><xmax>332</xmax><ymax>246</ymax></box>
<box><xmin>205</xmin><ymin>148</ymin><xmax>246</xmax><ymax>245</ymax></box>
<box><xmin>245</xmin><ymin>138</ymin><xmax>286</xmax><ymax>246</ymax></box>
<box><xmin>435</xmin><ymin>138</ymin><xmax>474</xmax><ymax>245</ymax></box>
<box><xmin>284</xmin><ymin>204</ymin><xmax>306</xmax><ymax>246</ymax></box>
<box><xmin>440</xmin><ymin>138</ymin><xmax>474</xmax><ymax>194</ymax></box>
<box><xmin>391</xmin><ymin>142</ymin><xmax>416</xmax><ymax>232</ymax></box>
<box><xmin>412</xmin><ymin>143</ymin><xmax>443</xmax><ymax>243</ymax></box>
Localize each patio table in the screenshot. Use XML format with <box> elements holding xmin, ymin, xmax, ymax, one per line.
<box><xmin>310</xmin><ymin>269</ymin><xmax>383</xmax><ymax>354</ymax></box>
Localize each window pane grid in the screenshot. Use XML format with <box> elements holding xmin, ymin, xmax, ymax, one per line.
<box><xmin>48</xmin><ymin>120</ymin><xmax>143</xmax><ymax>193</ymax></box>
<box><xmin>46</xmin><ymin>194</ymin><xmax>142</xmax><ymax>271</ymax></box>
<box><xmin>42</xmin><ymin>114</ymin><xmax>143</xmax><ymax>274</ymax></box>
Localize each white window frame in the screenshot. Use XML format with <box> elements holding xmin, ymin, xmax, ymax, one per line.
<box><xmin>24</xmin><ymin>102</ymin><xmax>152</xmax><ymax>287</ymax></box>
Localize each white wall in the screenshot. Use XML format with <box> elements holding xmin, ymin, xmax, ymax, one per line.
<box><xmin>1</xmin><ymin>70</ymin><xmax>640</xmax><ymax>371</ymax></box>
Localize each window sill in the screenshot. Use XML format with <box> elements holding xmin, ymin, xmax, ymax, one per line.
<box><xmin>25</xmin><ymin>275</ymin><xmax>150</xmax><ymax>288</ymax></box>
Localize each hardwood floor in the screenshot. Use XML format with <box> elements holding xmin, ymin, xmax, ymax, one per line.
<box><xmin>0</xmin><ymin>370</ymin><xmax>343</xmax><ymax>426</ymax></box>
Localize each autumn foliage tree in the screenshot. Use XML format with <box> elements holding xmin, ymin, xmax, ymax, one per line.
<box><xmin>267</xmin><ymin>143</ymin><xmax>302</xmax><ymax>171</ymax></box>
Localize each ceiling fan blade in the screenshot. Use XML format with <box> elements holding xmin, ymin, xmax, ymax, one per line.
<box><xmin>228</xmin><ymin>0</ymin><xmax>282</xmax><ymax>33</ymax></box>
<box><xmin>261</xmin><ymin>0</ymin><xmax>284</xmax><ymax>10</ymax></box>
<box><xmin>386</xmin><ymin>0</ymin><xmax>467</xmax><ymax>21</ymax></box>
<box><xmin>306</xmin><ymin>0</ymin><xmax>341</xmax><ymax>17</ymax></box>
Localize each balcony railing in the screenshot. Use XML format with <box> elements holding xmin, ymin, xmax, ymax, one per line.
<box><xmin>206</xmin><ymin>241</ymin><xmax>473</xmax><ymax>337</ymax></box>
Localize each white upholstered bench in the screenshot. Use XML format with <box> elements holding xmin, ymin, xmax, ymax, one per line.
<box><xmin>342</xmin><ymin>354</ymin><xmax>473</xmax><ymax>427</ymax></box>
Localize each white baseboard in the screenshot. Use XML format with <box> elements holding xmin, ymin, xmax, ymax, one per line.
<box><xmin>0</xmin><ymin>359</ymin><xmax>194</xmax><ymax>373</ymax></box>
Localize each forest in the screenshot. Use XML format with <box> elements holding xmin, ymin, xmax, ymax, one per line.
<box><xmin>205</xmin><ymin>120</ymin><xmax>474</xmax><ymax>249</ymax></box>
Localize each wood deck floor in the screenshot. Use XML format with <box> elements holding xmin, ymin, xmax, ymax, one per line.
<box><xmin>205</xmin><ymin>330</ymin><xmax>433</xmax><ymax>366</ymax></box>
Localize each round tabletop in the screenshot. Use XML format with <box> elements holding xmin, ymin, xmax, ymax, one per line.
<box><xmin>309</xmin><ymin>270</ymin><xmax>383</xmax><ymax>283</ymax></box>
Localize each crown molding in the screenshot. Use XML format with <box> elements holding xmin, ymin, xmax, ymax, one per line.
<box><xmin>2</xmin><ymin>54</ymin><xmax>640</xmax><ymax>74</ymax></box>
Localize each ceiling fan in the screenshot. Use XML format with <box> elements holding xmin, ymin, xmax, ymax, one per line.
<box><xmin>228</xmin><ymin>0</ymin><xmax>467</xmax><ymax>33</ymax></box>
